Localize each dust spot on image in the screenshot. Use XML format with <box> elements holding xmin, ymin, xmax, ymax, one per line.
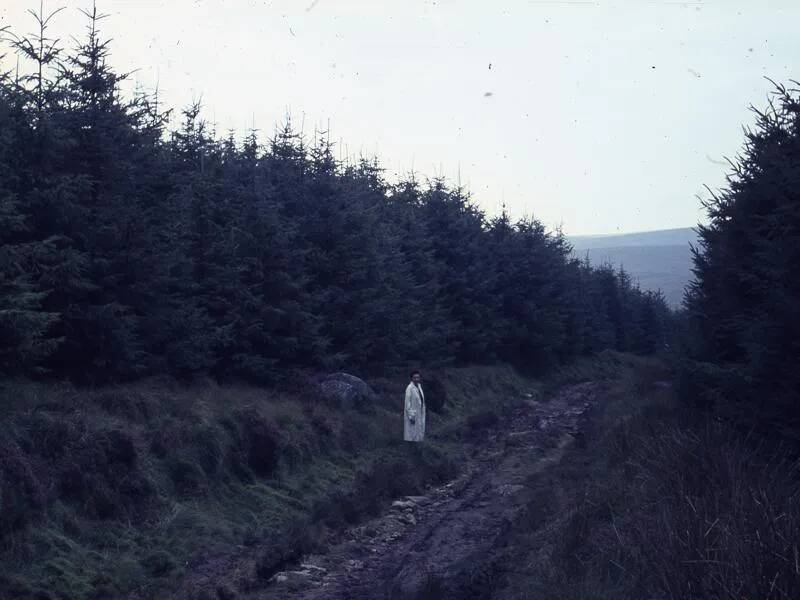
<box><xmin>705</xmin><ymin>154</ymin><xmax>728</xmax><ymax>166</ymax></box>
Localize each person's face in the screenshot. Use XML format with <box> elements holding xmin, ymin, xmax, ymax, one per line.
<box><xmin>412</xmin><ymin>373</ymin><xmax>421</xmax><ymax>385</ymax></box>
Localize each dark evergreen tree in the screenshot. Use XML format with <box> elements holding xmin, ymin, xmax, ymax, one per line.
<box><xmin>35</xmin><ymin>5</ymin><xmax>168</xmax><ymax>380</ymax></box>
<box><xmin>224</xmin><ymin>129</ymin><xmax>325</xmax><ymax>381</ymax></box>
<box><xmin>487</xmin><ymin>211</ymin><xmax>567</xmax><ymax>372</ymax></box>
<box><xmin>420</xmin><ymin>179</ymin><xmax>497</xmax><ymax>362</ymax></box>
<box><xmin>632</xmin><ymin>290</ymin><xmax>668</xmax><ymax>354</ymax></box>
<box><xmin>152</xmin><ymin>102</ymin><xmax>233</xmax><ymax>376</ymax></box>
<box><xmin>386</xmin><ymin>175</ymin><xmax>455</xmax><ymax>365</ymax></box>
<box><xmin>0</xmin><ymin>70</ymin><xmax>60</xmax><ymax>373</ymax></box>
<box><xmin>685</xmin><ymin>82</ymin><xmax>800</xmax><ymax>441</ymax></box>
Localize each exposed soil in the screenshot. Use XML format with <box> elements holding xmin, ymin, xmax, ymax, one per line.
<box><xmin>251</xmin><ymin>381</ymin><xmax>602</xmax><ymax>600</ymax></box>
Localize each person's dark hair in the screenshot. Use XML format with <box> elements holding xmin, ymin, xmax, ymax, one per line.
<box><xmin>410</xmin><ymin>370</ymin><xmax>421</xmax><ymax>380</ymax></box>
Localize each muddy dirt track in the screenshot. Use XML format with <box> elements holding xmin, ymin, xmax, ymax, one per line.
<box><xmin>254</xmin><ymin>382</ymin><xmax>601</xmax><ymax>600</ymax></box>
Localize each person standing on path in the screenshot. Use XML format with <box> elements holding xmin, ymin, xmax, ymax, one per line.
<box><xmin>404</xmin><ymin>370</ymin><xmax>426</xmax><ymax>442</ymax></box>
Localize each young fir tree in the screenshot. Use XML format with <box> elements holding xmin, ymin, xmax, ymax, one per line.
<box><xmin>155</xmin><ymin>102</ymin><xmax>232</xmax><ymax>376</ymax></box>
<box><xmin>557</xmin><ymin>254</ymin><xmax>596</xmax><ymax>358</ymax></box>
<box><xmin>3</xmin><ymin>3</ymin><xmax>97</xmax><ymax>377</ymax></box>
<box><xmin>0</xmin><ymin>69</ymin><xmax>60</xmax><ymax>374</ymax></box>
<box><xmin>491</xmin><ymin>212</ymin><xmax>580</xmax><ymax>372</ymax></box>
<box><xmin>37</xmin><ymin>5</ymin><xmax>169</xmax><ymax>380</ymax></box>
<box><xmin>223</xmin><ymin>129</ymin><xmax>325</xmax><ymax>381</ymax></box>
<box><xmin>299</xmin><ymin>136</ymin><xmax>402</xmax><ymax>367</ymax></box>
<box><xmin>386</xmin><ymin>174</ymin><xmax>455</xmax><ymax>365</ymax></box>
<box><xmin>420</xmin><ymin>179</ymin><xmax>498</xmax><ymax>363</ymax></box>
<box><xmin>338</xmin><ymin>156</ymin><xmax>426</xmax><ymax>367</ymax></box>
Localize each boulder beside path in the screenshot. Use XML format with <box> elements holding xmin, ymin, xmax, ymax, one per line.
<box><xmin>316</xmin><ymin>373</ymin><xmax>376</xmax><ymax>411</ymax></box>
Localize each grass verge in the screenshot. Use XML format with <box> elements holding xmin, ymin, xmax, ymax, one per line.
<box><xmin>492</xmin><ymin>354</ymin><xmax>800</xmax><ymax>600</ymax></box>
<box><xmin>0</xmin><ymin>365</ymin><xmax>537</xmax><ymax>599</ymax></box>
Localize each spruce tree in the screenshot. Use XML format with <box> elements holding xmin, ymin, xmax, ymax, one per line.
<box><xmin>685</xmin><ymin>82</ymin><xmax>800</xmax><ymax>440</ymax></box>
<box><xmin>420</xmin><ymin>179</ymin><xmax>497</xmax><ymax>362</ymax></box>
<box><xmin>0</xmin><ymin>72</ymin><xmax>59</xmax><ymax>373</ymax></box>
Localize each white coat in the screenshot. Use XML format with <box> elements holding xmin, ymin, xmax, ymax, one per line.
<box><xmin>404</xmin><ymin>382</ymin><xmax>426</xmax><ymax>442</ymax></box>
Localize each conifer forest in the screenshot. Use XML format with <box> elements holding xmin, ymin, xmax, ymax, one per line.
<box><xmin>1</xmin><ymin>4</ymin><xmax>800</xmax><ymax>600</ymax></box>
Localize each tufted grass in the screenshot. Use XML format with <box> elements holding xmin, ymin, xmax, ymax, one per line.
<box><xmin>0</xmin><ymin>364</ymin><xmax>535</xmax><ymax>599</ymax></box>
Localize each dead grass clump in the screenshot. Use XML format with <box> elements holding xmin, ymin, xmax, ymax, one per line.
<box><xmin>620</xmin><ymin>421</ymin><xmax>800</xmax><ymax>599</ymax></box>
<box><xmin>167</xmin><ymin>457</ymin><xmax>207</xmax><ymax>497</ymax></box>
<box><xmin>236</xmin><ymin>408</ymin><xmax>281</xmax><ymax>477</ymax></box>
<box><xmin>23</xmin><ymin>411</ymin><xmax>83</xmax><ymax>458</ymax></box>
<box><xmin>253</xmin><ymin>518</ymin><xmax>318</xmax><ymax>582</ymax></box>
<box><xmin>92</xmin><ymin>388</ymin><xmax>155</xmax><ymax>422</ymax></box>
<box><xmin>422</xmin><ymin>375</ymin><xmax>448</xmax><ymax>414</ymax></box>
<box><xmin>0</xmin><ymin>436</ymin><xmax>46</xmax><ymax>536</ymax></box>
<box><xmin>70</xmin><ymin>429</ymin><xmax>152</xmax><ymax>519</ymax></box>
<box><xmin>193</xmin><ymin>425</ymin><xmax>224</xmax><ymax>476</ymax></box>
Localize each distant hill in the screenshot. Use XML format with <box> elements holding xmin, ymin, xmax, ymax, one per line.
<box><xmin>569</xmin><ymin>227</ymin><xmax>699</xmax><ymax>308</ymax></box>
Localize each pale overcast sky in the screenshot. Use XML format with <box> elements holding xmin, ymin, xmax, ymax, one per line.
<box><xmin>1</xmin><ymin>1</ymin><xmax>797</xmax><ymax>234</ymax></box>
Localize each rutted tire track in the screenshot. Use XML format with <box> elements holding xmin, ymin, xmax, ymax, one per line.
<box><xmin>256</xmin><ymin>382</ymin><xmax>601</xmax><ymax>600</ymax></box>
